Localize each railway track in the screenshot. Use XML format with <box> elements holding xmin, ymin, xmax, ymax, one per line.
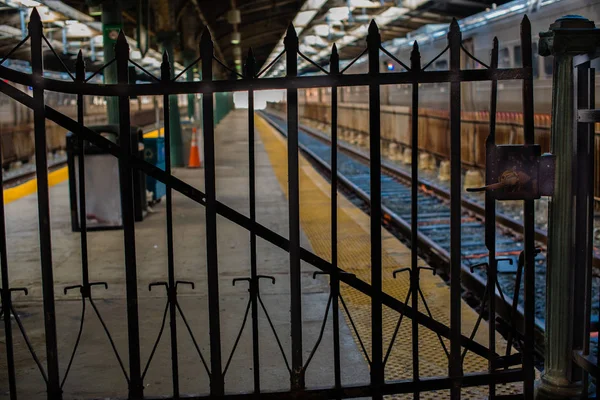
<box><xmin>259</xmin><ymin>110</ymin><xmax>559</xmax><ymax>357</ymax></box>
<box><xmin>2</xmin><ymin>159</ymin><xmax>67</xmax><ymax>188</ymax></box>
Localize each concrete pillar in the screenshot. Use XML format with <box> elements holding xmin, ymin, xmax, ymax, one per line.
<box><xmin>536</xmin><ymin>15</ymin><xmax>600</xmax><ymax>400</ymax></box>
<box><xmin>101</xmin><ymin>0</ymin><xmax>122</xmax><ymax>125</ymax></box>
<box><xmin>159</xmin><ymin>33</ymin><xmax>184</xmax><ymax>167</ymax></box>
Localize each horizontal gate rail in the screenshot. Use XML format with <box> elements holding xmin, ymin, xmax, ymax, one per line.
<box><xmin>0</xmin><ymin>8</ymin><xmax>538</xmax><ymax>399</ymax></box>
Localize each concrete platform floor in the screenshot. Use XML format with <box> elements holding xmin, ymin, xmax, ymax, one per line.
<box><xmin>0</xmin><ymin>110</ymin><xmax>369</xmax><ymax>399</ymax></box>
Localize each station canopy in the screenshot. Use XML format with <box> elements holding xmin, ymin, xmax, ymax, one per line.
<box><xmin>0</xmin><ymin>0</ymin><xmax>547</xmax><ymax>79</ymax></box>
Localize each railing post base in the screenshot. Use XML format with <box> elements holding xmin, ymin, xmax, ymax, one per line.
<box><xmin>535</xmin><ymin>378</ymin><xmax>582</xmax><ymax>400</ymax></box>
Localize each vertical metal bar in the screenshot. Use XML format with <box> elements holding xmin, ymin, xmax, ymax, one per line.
<box><xmin>330</xmin><ymin>44</ymin><xmax>342</xmax><ymax>395</ymax></box>
<box><xmin>486</xmin><ymin>37</ymin><xmax>499</xmax><ymax>400</ymax></box>
<box><xmin>367</xmin><ymin>21</ymin><xmax>383</xmax><ymax>399</ymax></box>
<box><xmin>588</xmin><ymin>69</ymin><xmax>596</xmax><ymax>400</ymax></box>
<box><xmin>573</xmin><ymin>61</ymin><xmax>591</xmax><ymax>388</ymax></box>
<box><xmin>200</xmin><ymin>29</ymin><xmax>224</xmax><ymax>396</ymax></box>
<box><xmin>161</xmin><ymin>51</ymin><xmax>180</xmax><ymax>398</ymax></box>
<box><xmin>115</xmin><ymin>31</ymin><xmax>143</xmax><ymax>400</ymax></box>
<box><xmin>448</xmin><ymin>18</ymin><xmax>462</xmax><ymax>400</ymax></box>
<box><xmin>410</xmin><ymin>41</ymin><xmax>421</xmax><ymax>400</ymax></box>
<box><xmin>75</xmin><ymin>51</ymin><xmax>89</xmax><ymax>290</ymax></box>
<box><xmin>520</xmin><ymin>16</ymin><xmax>535</xmax><ymax>400</ymax></box>
<box><xmin>0</xmin><ymin>66</ymin><xmax>16</xmax><ymax>400</ymax></box>
<box><xmin>244</xmin><ymin>48</ymin><xmax>261</xmax><ymax>394</ymax></box>
<box><xmin>29</xmin><ymin>10</ymin><xmax>62</xmax><ymax>399</ymax></box>
<box><xmin>284</xmin><ymin>23</ymin><xmax>304</xmax><ymax>391</ymax></box>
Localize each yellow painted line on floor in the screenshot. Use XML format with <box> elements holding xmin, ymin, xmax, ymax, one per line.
<box><xmin>4</xmin><ymin>166</ymin><xmax>69</xmax><ymax>204</ymax></box>
<box><xmin>255</xmin><ymin>113</ymin><xmax>520</xmax><ymax>399</ymax></box>
<box><xmin>143</xmin><ymin>127</ymin><xmax>164</xmax><ymax>138</ymax></box>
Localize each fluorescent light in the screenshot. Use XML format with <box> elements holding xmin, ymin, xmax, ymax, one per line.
<box><xmin>130</xmin><ymin>50</ymin><xmax>142</xmax><ymax>60</ymax></box>
<box><xmin>301</xmin><ymin>0</ymin><xmax>328</xmax><ymax>10</ymax></box>
<box><xmin>293</xmin><ymin>10</ymin><xmax>318</xmax><ymax>27</ymax></box>
<box><xmin>313</xmin><ymin>24</ymin><xmax>330</xmax><ymax>37</ymax></box>
<box><xmin>348</xmin><ymin>0</ymin><xmax>383</xmax><ymax>7</ymax></box>
<box><xmin>327</xmin><ymin>7</ymin><xmax>351</xmax><ymax>22</ymax></box>
<box><xmin>65</xmin><ymin>22</ymin><xmax>93</xmax><ymax>37</ymax></box>
<box><xmin>374</xmin><ymin>7</ymin><xmax>409</xmax><ymax>25</ymax></box>
<box><xmin>304</xmin><ymin>35</ymin><xmax>328</xmax><ymax>47</ymax></box>
<box><xmin>17</xmin><ymin>0</ymin><xmax>41</xmax><ymax>7</ymax></box>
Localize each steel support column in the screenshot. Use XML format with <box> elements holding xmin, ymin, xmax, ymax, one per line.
<box><xmin>537</xmin><ymin>15</ymin><xmax>600</xmax><ymax>400</ymax></box>
<box><xmin>160</xmin><ymin>34</ymin><xmax>184</xmax><ymax>167</ymax></box>
<box><xmin>101</xmin><ymin>0</ymin><xmax>122</xmax><ymax>126</ymax></box>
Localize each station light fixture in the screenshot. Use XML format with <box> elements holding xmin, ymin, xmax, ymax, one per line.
<box><xmin>231</xmin><ymin>32</ymin><xmax>241</xmax><ymax>44</ymax></box>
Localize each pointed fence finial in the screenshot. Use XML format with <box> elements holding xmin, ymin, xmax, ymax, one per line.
<box><xmin>115</xmin><ymin>29</ymin><xmax>129</xmax><ymax>54</ymax></box>
<box><xmin>244</xmin><ymin>47</ymin><xmax>256</xmax><ymax>78</ymax></box>
<box><xmin>367</xmin><ymin>20</ymin><xmax>381</xmax><ymax>48</ymax></box>
<box><xmin>411</xmin><ymin>41</ymin><xmax>421</xmax><ymax>70</ymax></box>
<box><xmin>284</xmin><ymin>23</ymin><xmax>298</xmax><ymax>50</ymax></box>
<box><xmin>75</xmin><ymin>49</ymin><xmax>85</xmax><ymax>81</ymax></box>
<box><xmin>29</xmin><ymin>7</ymin><xmax>41</xmax><ymax>25</ymax></box>
<box><xmin>161</xmin><ymin>51</ymin><xmax>171</xmax><ymax>80</ymax></box>
<box><xmin>330</xmin><ymin>43</ymin><xmax>339</xmax><ymax>74</ymax></box>
<box><xmin>200</xmin><ymin>28</ymin><xmax>213</xmax><ymax>56</ymax></box>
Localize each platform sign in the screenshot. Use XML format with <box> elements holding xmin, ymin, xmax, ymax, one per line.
<box><xmin>103</xmin><ymin>24</ymin><xmax>121</xmax><ymax>48</ymax></box>
<box><xmin>137</xmin><ymin>0</ymin><xmax>150</xmax><ymax>58</ymax></box>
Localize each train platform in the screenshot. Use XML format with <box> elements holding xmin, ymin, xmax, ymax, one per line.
<box><xmin>2</xmin><ymin>110</ymin><xmax>515</xmax><ymax>399</ymax></box>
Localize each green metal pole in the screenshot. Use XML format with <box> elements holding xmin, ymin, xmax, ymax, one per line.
<box><xmin>537</xmin><ymin>16</ymin><xmax>600</xmax><ymax>400</ymax></box>
<box><xmin>161</xmin><ymin>35</ymin><xmax>184</xmax><ymax>167</ymax></box>
<box><xmin>184</xmin><ymin>52</ymin><xmax>196</xmax><ymax>120</ymax></box>
<box><xmin>101</xmin><ymin>0</ymin><xmax>122</xmax><ymax>125</ymax></box>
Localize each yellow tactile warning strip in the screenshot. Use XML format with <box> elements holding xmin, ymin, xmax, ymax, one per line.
<box><xmin>4</xmin><ymin>166</ymin><xmax>68</xmax><ymax>204</ymax></box>
<box><xmin>143</xmin><ymin>127</ymin><xmax>164</xmax><ymax>139</ymax></box>
<box><xmin>255</xmin><ymin>114</ymin><xmax>521</xmax><ymax>399</ymax></box>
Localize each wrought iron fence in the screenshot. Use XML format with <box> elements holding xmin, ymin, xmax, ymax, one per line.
<box><xmin>0</xmin><ymin>8</ymin><xmax>539</xmax><ymax>400</ymax></box>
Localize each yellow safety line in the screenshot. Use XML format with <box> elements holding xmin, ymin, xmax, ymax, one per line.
<box><xmin>255</xmin><ymin>114</ymin><xmax>520</xmax><ymax>399</ymax></box>
<box><xmin>143</xmin><ymin>127</ymin><xmax>164</xmax><ymax>138</ymax></box>
<box><xmin>4</xmin><ymin>166</ymin><xmax>68</xmax><ymax>204</ymax></box>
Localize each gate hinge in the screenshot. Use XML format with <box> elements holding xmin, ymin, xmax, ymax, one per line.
<box><xmin>467</xmin><ymin>144</ymin><xmax>555</xmax><ymax>200</ymax></box>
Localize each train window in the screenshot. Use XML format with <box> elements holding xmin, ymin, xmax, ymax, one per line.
<box><xmin>499</xmin><ymin>48</ymin><xmax>510</xmax><ymax>68</ymax></box>
<box><xmin>434</xmin><ymin>60</ymin><xmax>448</xmax><ymax>70</ymax></box>
<box><xmin>544</xmin><ymin>55</ymin><xmax>554</xmax><ymax>77</ymax></box>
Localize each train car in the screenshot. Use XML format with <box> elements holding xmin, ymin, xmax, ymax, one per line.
<box><xmin>305</xmin><ymin>0</ymin><xmax>600</xmax><ymax>114</ymax></box>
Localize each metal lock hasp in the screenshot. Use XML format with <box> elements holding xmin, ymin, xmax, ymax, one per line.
<box><xmin>467</xmin><ymin>144</ymin><xmax>555</xmax><ymax>200</ymax></box>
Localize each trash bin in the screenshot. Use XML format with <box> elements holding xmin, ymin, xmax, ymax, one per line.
<box><xmin>143</xmin><ymin>133</ymin><xmax>166</xmax><ymax>204</ymax></box>
<box><xmin>67</xmin><ymin>125</ymin><xmax>147</xmax><ymax>231</ymax></box>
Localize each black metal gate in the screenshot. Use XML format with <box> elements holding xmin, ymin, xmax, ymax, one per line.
<box><xmin>0</xmin><ymin>8</ymin><xmax>539</xmax><ymax>400</ymax></box>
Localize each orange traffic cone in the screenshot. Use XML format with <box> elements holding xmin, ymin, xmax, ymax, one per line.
<box><xmin>188</xmin><ymin>127</ymin><xmax>202</xmax><ymax>168</ymax></box>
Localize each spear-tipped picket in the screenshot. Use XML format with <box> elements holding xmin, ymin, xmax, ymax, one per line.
<box><xmin>76</xmin><ymin>50</ymin><xmax>85</xmax><ymax>82</ymax></box>
<box><xmin>28</xmin><ymin>7</ymin><xmax>41</xmax><ymax>32</ymax></box>
<box><xmin>200</xmin><ymin>28</ymin><xmax>214</xmax><ymax>58</ymax></box>
<box><xmin>161</xmin><ymin>51</ymin><xmax>171</xmax><ymax>81</ymax></box>
<box><xmin>244</xmin><ymin>47</ymin><xmax>256</xmax><ymax>79</ymax></box>
<box><xmin>367</xmin><ymin>20</ymin><xmax>381</xmax><ymax>50</ymax></box>
<box><xmin>284</xmin><ymin>23</ymin><xmax>298</xmax><ymax>77</ymax></box>
<box><xmin>448</xmin><ymin>17</ymin><xmax>461</xmax><ymax>41</ymax></box>
<box><xmin>284</xmin><ymin>23</ymin><xmax>298</xmax><ymax>48</ymax></box>
<box><xmin>411</xmin><ymin>41</ymin><xmax>421</xmax><ymax>71</ymax></box>
<box><xmin>330</xmin><ymin>44</ymin><xmax>339</xmax><ymax>75</ymax></box>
